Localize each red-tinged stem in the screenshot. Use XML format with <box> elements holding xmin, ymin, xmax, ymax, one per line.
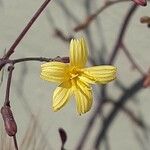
<box><xmin>3</xmin><ymin>0</ymin><xmax>52</xmax><ymax>60</ymax></box>
<box><xmin>11</xmin><ymin>56</ymin><xmax>69</xmax><ymax>64</ymax></box>
<box><xmin>4</xmin><ymin>65</ymin><xmax>14</xmax><ymax>106</ymax></box>
<box><xmin>13</xmin><ymin>135</ymin><xmax>19</xmax><ymax>150</ymax></box>
<box><xmin>74</xmin><ymin>0</ymin><xmax>129</xmax><ymax>32</ymax></box>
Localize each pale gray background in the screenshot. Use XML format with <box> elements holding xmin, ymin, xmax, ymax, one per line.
<box><xmin>0</xmin><ymin>0</ymin><xmax>150</xmax><ymax>150</ymax></box>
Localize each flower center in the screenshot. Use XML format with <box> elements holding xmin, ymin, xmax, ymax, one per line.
<box><xmin>69</xmin><ymin>67</ymin><xmax>80</xmax><ymax>79</ymax></box>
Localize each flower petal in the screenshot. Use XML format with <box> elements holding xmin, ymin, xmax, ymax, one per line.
<box><xmin>73</xmin><ymin>79</ymin><xmax>93</xmax><ymax>115</ymax></box>
<box><xmin>41</xmin><ymin>62</ymin><xmax>69</xmax><ymax>83</ymax></box>
<box><xmin>70</xmin><ymin>38</ymin><xmax>88</xmax><ymax>68</ymax></box>
<box><xmin>80</xmin><ymin>66</ymin><xmax>117</xmax><ymax>84</ymax></box>
<box><xmin>53</xmin><ymin>81</ymin><xmax>72</xmax><ymax>111</ymax></box>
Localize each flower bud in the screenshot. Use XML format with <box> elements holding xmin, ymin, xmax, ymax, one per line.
<box><xmin>1</xmin><ymin>106</ymin><xmax>17</xmax><ymax>136</ymax></box>
<box><xmin>132</xmin><ymin>0</ymin><xmax>147</xmax><ymax>6</ymax></box>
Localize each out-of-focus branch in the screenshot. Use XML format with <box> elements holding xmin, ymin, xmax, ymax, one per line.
<box><xmin>121</xmin><ymin>43</ymin><xmax>145</xmax><ymax>75</ymax></box>
<box><xmin>108</xmin><ymin>4</ymin><xmax>138</xmax><ymax>64</ymax></box>
<box><xmin>94</xmin><ymin>77</ymin><xmax>144</xmax><ymax>149</ymax></box>
<box><xmin>84</xmin><ymin>5</ymin><xmax>141</xmax><ymax>149</ymax></box>
<box><xmin>41</xmin><ymin>2</ymin><xmax>148</xmax><ymax>150</ymax></box>
<box><xmin>55</xmin><ymin>1</ymin><xmax>79</xmax><ymax>24</ymax></box>
<box><xmin>54</xmin><ymin>29</ymin><xmax>74</xmax><ymax>43</ymax></box>
<box><xmin>99</xmin><ymin>110</ymin><xmax>111</xmax><ymax>150</ymax></box>
<box><xmin>76</xmin><ymin>97</ymin><xmax>106</xmax><ymax>150</ymax></box>
<box><xmin>105</xmin><ymin>99</ymin><xmax>145</xmax><ymax>128</ymax></box>
<box><xmin>76</xmin><ymin>101</ymin><xmax>103</xmax><ymax>150</ymax></box>
<box><xmin>76</xmin><ymin>86</ymin><xmax>107</xmax><ymax>150</ymax></box>
<box><xmin>74</xmin><ymin>0</ymin><xmax>129</xmax><ymax>32</ymax></box>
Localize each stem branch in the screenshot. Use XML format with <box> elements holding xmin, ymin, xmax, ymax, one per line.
<box><xmin>4</xmin><ymin>65</ymin><xmax>14</xmax><ymax>106</ymax></box>
<box><xmin>13</xmin><ymin>135</ymin><xmax>19</xmax><ymax>150</ymax></box>
<box><xmin>3</xmin><ymin>0</ymin><xmax>52</xmax><ymax>60</ymax></box>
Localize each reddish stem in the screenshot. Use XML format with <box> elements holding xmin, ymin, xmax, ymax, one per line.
<box><xmin>13</xmin><ymin>136</ymin><xmax>18</xmax><ymax>150</ymax></box>
<box><xmin>3</xmin><ymin>0</ymin><xmax>52</xmax><ymax>60</ymax></box>
<box><xmin>74</xmin><ymin>0</ymin><xmax>129</xmax><ymax>32</ymax></box>
<box><xmin>4</xmin><ymin>65</ymin><xmax>14</xmax><ymax>106</ymax></box>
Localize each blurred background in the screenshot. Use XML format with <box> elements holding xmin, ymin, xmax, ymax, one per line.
<box><xmin>0</xmin><ymin>0</ymin><xmax>150</xmax><ymax>150</ymax></box>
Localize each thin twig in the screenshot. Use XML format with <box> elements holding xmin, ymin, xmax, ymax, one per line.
<box><xmin>76</xmin><ymin>100</ymin><xmax>104</xmax><ymax>150</ymax></box>
<box><xmin>12</xmin><ymin>57</ymin><xmax>54</xmax><ymax>64</ymax></box>
<box><xmin>105</xmin><ymin>99</ymin><xmax>145</xmax><ymax>128</ymax></box>
<box><xmin>54</xmin><ymin>29</ymin><xmax>74</xmax><ymax>42</ymax></box>
<box><xmin>13</xmin><ymin>135</ymin><xmax>19</xmax><ymax>150</ymax></box>
<box><xmin>108</xmin><ymin>4</ymin><xmax>138</xmax><ymax>64</ymax></box>
<box><xmin>3</xmin><ymin>0</ymin><xmax>52</xmax><ymax>59</ymax></box>
<box><xmin>99</xmin><ymin>110</ymin><xmax>111</xmax><ymax>150</ymax></box>
<box><xmin>2</xmin><ymin>65</ymin><xmax>18</xmax><ymax>150</ymax></box>
<box><xmin>0</xmin><ymin>0</ymin><xmax>53</xmax><ymax>71</ymax></box>
<box><xmin>76</xmin><ymin>86</ymin><xmax>106</xmax><ymax>150</ymax></box>
<box><xmin>94</xmin><ymin>77</ymin><xmax>144</xmax><ymax>149</ymax></box>
<box><xmin>54</xmin><ymin>4</ymin><xmax>144</xmax><ymax>150</ymax></box>
<box><xmin>74</xmin><ymin>0</ymin><xmax>129</xmax><ymax>32</ymax></box>
<box><xmin>0</xmin><ymin>56</ymin><xmax>69</xmax><ymax>67</ymax></box>
<box><xmin>12</xmin><ymin>56</ymin><xmax>69</xmax><ymax>64</ymax></box>
<box><xmin>4</xmin><ymin>65</ymin><xmax>14</xmax><ymax>106</ymax></box>
<box><xmin>121</xmin><ymin>43</ymin><xmax>145</xmax><ymax>75</ymax></box>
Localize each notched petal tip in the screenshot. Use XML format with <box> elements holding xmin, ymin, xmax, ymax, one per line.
<box><xmin>112</xmin><ymin>66</ymin><xmax>117</xmax><ymax>71</ymax></box>
<box><xmin>101</xmin><ymin>65</ymin><xmax>117</xmax><ymax>71</ymax></box>
<box><xmin>70</xmin><ymin>39</ymin><xmax>74</xmax><ymax>46</ymax></box>
<box><xmin>52</xmin><ymin>106</ymin><xmax>60</xmax><ymax>112</ymax></box>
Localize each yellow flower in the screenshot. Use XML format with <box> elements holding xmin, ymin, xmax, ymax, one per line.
<box><xmin>41</xmin><ymin>38</ymin><xmax>117</xmax><ymax>115</ymax></box>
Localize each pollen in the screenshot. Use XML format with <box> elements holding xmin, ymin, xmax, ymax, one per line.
<box><xmin>69</xmin><ymin>67</ymin><xmax>81</xmax><ymax>79</ymax></box>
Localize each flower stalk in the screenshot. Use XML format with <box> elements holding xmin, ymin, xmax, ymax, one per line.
<box><xmin>0</xmin><ymin>0</ymin><xmax>53</xmax><ymax>71</ymax></box>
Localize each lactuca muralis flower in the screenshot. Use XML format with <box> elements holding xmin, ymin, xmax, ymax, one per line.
<box><xmin>41</xmin><ymin>38</ymin><xmax>117</xmax><ymax>115</ymax></box>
